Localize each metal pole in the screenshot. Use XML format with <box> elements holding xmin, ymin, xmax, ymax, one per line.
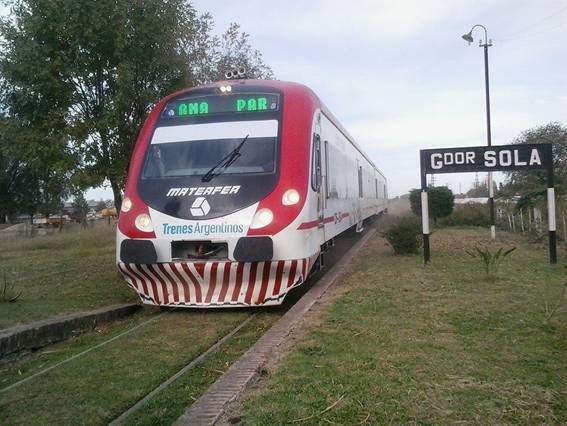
<box><xmin>483</xmin><ymin>41</ymin><xmax>496</xmax><ymax>239</ymax></box>
<box><xmin>420</xmin><ymin>162</ymin><xmax>430</xmax><ymax>264</ymax></box>
<box><xmin>422</xmin><ymin>190</ymin><xmax>430</xmax><ymax>264</ymax></box>
<box><xmin>547</xmin><ymin>163</ymin><xmax>557</xmax><ymax>264</ymax></box>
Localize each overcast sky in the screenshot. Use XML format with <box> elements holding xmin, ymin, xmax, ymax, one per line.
<box><xmin>5</xmin><ymin>0</ymin><xmax>562</xmax><ymax>199</ymax></box>
<box><xmin>186</xmin><ymin>0</ymin><xmax>567</xmax><ymax>198</ymax></box>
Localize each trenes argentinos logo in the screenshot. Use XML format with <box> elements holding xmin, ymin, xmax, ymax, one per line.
<box><xmin>162</xmin><ymin>222</ymin><xmax>245</xmax><ymax>236</ymax></box>
<box><xmin>190</xmin><ymin>197</ymin><xmax>210</xmax><ymax>217</ymax></box>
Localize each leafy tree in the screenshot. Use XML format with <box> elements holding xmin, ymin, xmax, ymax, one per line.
<box><xmin>0</xmin><ymin>124</ymin><xmax>13</xmax><ymax>222</ymax></box>
<box><xmin>211</xmin><ymin>23</ymin><xmax>274</xmax><ymax>80</ymax></box>
<box><xmin>1</xmin><ymin>115</ymin><xmax>71</xmax><ymax>222</ymax></box>
<box><xmin>0</xmin><ymin>0</ymin><xmax>273</xmax><ymax>213</ymax></box>
<box><xmin>505</xmin><ymin>122</ymin><xmax>567</xmax><ymax>193</ymax></box>
<box><xmin>71</xmin><ymin>191</ymin><xmax>89</xmax><ymax>227</ymax></box>
<box><xmin>0</xmin><ymin>117</ymin><xmax>73</xmax><ymax>221</ymax></box>
<box><xmin>0</xmin><ymin>0</ymin><xmax>76</xmax><ymax>221</ymax></box>
<box><xmin>409</xmin><ymin>186</ymin><xmax>455</xmax><ymax>224</ymax></box>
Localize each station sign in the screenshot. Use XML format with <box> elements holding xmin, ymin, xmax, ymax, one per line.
<box><xmin>421</xmin><ymin>143</ymin><xmax>552</xmax><ymax>174</ymax></box>
<box><xmin>419</xmin><ymin>142</ymin><xmax>556</xmax><ymax>265</ymax></box>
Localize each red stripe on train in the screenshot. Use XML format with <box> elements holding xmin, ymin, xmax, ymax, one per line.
<box><xmin>272</xmin><ymin>260</ymin><xmax>286</xmax><ymax>296</ymax></box>
<box><xmin>244</xmin><ymin>262</ymin><xmax>258</xmax><ymax>305</ymax></box>
<box><xmin>218</xmin><ymin>262</ymin><xmax>231</xmax><ymax>303</ymax></box>
<box><xmin>231</xmin><ymin>262</ymin><xmax>245</xmax><ymax>303</ymax></box>
<box><xmin>257</xmin><ymin>262</ymin><xmax>272</xmax><ymax>304</ymax></box>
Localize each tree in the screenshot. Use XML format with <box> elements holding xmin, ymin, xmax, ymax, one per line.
<box><xmin>0</xmin><ymin>116</ymin><xmax>73</xmax><ymax>223</ymax></box>
<box><xmin>505</xmin><ymin>122</ymin><xmax>567</xmax><ymax>194</ymax></box>
<box><xmin>0</xmin><ymin>0</ymin><xmax>273</xmax><ymax>213</ymax></box>
<box><xmin>0</xmin><ymin>1</ymin><xmax>76</xmax><ymax>221</ymax></box>
<box><xmin>409</xmin><ymin>186</ymin><xmax>455</xmax><ymax>224</ymax></box>
<box><xmin>211</xmin><ymin>23</ymin><xmax>274</xmax><ymax>81</ymax></box>
<box><xmin>71</xmin><ymin>191</ymin><xmax>89</xmax><ymax>227</ymax></box>
<box><xmin>0</xmin><ymin>148</ymin><xmax>15</xmax><ymax>223</ymax></box>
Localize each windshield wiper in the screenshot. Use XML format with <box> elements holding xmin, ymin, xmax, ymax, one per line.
<box><xmin>201</xmin><ymin>134</ymin><xmax>250</xmax><ymax>182</ymax></box>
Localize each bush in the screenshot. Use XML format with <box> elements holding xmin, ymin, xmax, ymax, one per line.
<box><xmin>382</xmin><ymin>216</ymin><xmax>422</xmax><ymax>255</ymax></box>
<box><xmin>441</xmin><ymin>204</ymin><xmax>490</xmax><ymax>227</ymax></box>
<box><xmin>409</xmin><ymin>187</ymin><xmax>455</xmax><ymax>224</ymax></box>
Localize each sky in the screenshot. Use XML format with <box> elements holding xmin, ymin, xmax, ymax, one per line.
<box><xmin>5</xmin><ymin>1</ymin><xmax>567</xmax><ymax>199</ymax></box>
<box><xmin>185</xmin><ymin>0</ymin><xmax>567</xmax><ymax>198</ymax></box>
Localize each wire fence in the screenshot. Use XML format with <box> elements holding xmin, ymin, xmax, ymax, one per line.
<box><xmin>496</xmin><ymin>200</ymin><xmax>567</xmax><ymax>242</ymax></box>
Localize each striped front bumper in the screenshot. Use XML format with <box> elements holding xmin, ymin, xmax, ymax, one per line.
<box><xmin>117</xmin><ymin>254</ymin><xmax>319</xmax><ymax>307</ymax></box>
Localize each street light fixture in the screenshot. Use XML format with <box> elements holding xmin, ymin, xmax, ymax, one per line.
<box><xmin>461</xmin><ymin>32</ymin><xmax>474</xmax><ymax>43</ymax></box>
<box><xmin>462</xmin><ymin>24</ymin><xmax>496</xmax><ymax>240</ymax></box>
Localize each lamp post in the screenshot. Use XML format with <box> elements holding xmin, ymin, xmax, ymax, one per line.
<box><xmin>462</xmin><ymin>24</ymin><xmax>496</xmax><ymax>240</ymax></box>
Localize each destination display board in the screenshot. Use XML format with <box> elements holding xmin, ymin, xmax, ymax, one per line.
<box><xmin>161</xmin><ymin>93</ymin><xmax>280</xmax><ymax>118</ymax></box>
<box><xmin>421</xmin><ymin>143</ymin><xmax>552</xmax><ymax>174</ymax></box>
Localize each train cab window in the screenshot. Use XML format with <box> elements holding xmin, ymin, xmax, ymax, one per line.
<box><xmin>311</xmin><ymin>134</ymin><xmax>322</xmax><ymax>191</ymax></box>
<box><xmin>142</xmin><ymin>136</ymin><xmax>276</xmax><ymax>179</ymax></box>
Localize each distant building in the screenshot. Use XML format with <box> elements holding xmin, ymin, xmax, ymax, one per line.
<box><xmin>454</xmin><ymin>197</ymin><xmax>488</xmax><ymax>205</ymax></box>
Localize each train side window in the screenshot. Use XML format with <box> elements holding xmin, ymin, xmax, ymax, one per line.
<box><xmin>324</xmin><ymin>140</ymin><xmax>330</xmax><ymax>199</ymax></box>
<box><xmin>311</xmin><ymin>134</ymin><xmax>322</xmax><ymax>191</ymax></box>
<box><xmin>375</xmin><ymin>178</ymin><xmax>378</xmax><ymax>198</ymax></box>
<box><xmin>358</xmin><ymin>166</ymin><xmax>363</xmax><ymax>198</ymax></box>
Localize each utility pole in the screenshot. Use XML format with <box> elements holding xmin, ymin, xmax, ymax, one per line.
<box><xmin>462</xmin><ymin>24</ymin><xmax>496</xmax><ymax>239</ymax></box>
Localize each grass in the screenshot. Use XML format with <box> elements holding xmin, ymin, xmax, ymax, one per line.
<box><xmin>122</xmin><ymin>312</ymin><xmax>279</xmax><ymax>426</ymax></box>
<box><xmin>0</xmin><ymin>308</ymin><xmax>280</xmax><ymax>425</ymax></box>
<box><xmin>242</xmin><ymin>227</ymin><xmax>567</xmax><ymax>424</ymax></box>
<box><xmin>0</xmin><ymin>222</ymin><xmax>136</xmax><ymax>329</ymax></box>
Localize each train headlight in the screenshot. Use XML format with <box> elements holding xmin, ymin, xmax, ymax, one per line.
<box><xmin>219</xmin><ymin>85</ymin><xmax>232</xmax><ymax>93</ymax></box>
<box><xmin>282</xmin><ymin>189</ymin><xmax>300</xmax><ymax>206</ymax></box>
<box><xmin>250</xmin><ymin>208</ymin><xmax>273</xmax><ymax>229</ymax></box>
<box><xmin>134</xmin><ymin>213</ymin><xmax>153</xmax><ymax>232</ymax></box>
<box><xmin>121</xmin><ymin>197</ymin><xmax>132</xmax><ymax>213</ymax></box>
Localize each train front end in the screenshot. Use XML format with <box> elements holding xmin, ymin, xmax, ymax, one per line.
<box><xmin>117</xmin><ymin>81</ymin><xmax>318</xmax><ymax>307</ymax></box>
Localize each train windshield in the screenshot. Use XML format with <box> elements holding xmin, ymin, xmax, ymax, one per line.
<box><xmin>142</xmin><ymin>119</ymin><xmax>278</xmax><ymax>179</ymax></box>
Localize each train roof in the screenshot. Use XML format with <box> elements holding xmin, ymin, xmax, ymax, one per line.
<box><xmin>167</xmin><ymin>79</ymin><xmax>386</xmax><ymax>181</ymax></box>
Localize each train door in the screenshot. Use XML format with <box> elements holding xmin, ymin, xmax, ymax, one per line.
<box><xmin>356</xmin><ymin>160</ymin><xmax>363</xmax><ymax>232</ymax></box>
<box><xmin>312</xmin><ymin>131</ymin><xmax>325</xmax><ymax>244</ymax></box>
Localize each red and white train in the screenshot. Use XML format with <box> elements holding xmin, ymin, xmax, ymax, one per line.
<box><xmin>116</xmin><ymin>79</ymin><xmax>387</xmax><ymax>307</ymax></box>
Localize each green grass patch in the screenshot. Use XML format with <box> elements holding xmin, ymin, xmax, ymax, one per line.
<box><xmin>0</xmin><ymin>223</ymin><xmax>136</xmax><ymax>329</ymax></box>
<box><xmin>242</xmin><ymin>228</ymin><xmax>567</xmax><ymax>424</ymax></box>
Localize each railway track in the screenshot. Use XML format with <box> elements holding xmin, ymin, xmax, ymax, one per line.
<box><xmin>111</xmin><ymin>224</ymin><xmax>375</xmax><ymax>425</ymax></box>
<box><xmin>109</xmin><ymin>314</ymin><xmax>257</xmax><ymax>425</ymax></box>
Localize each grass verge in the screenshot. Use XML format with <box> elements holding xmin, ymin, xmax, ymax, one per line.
<box><xmin>242</xmin><ymin>228</ymin><xmax>567</xmax><ymax>424</ymax></box>
<box><xmin>0</xmin><ymin>223</ymin><xmax>136</xmax><ymax>329</ymax></box>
